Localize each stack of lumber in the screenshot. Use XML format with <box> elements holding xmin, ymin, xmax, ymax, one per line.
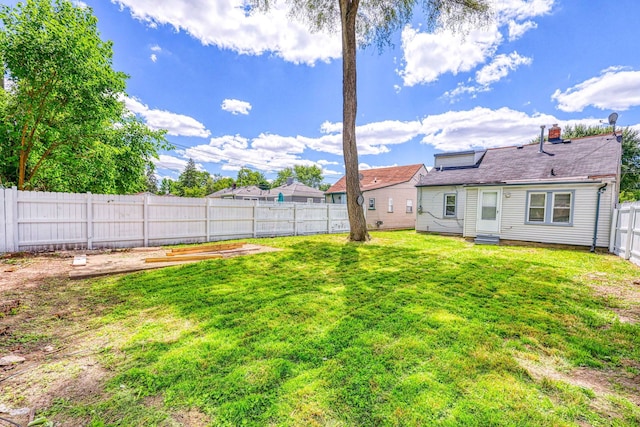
<box><xmin>145</xmin><ymin>242</ymin><xmax>246</xmax><ymax>263</ymax></box>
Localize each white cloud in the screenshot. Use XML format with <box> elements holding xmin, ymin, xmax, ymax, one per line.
<box><xmin>150</xmin><ymin>45</ymin><xmax>162</xmax><ymax>52</ymax></box>
<box><xmin>150</xmin><ymin>53</ymin><xmax>157</xmax><ymax>62</ymax></box>
<box><xmin>507</xmin><ymin>20</ymin><xmax>537</xmax><ymax>41</ymax></box>
<box><xmin>493</xmin><ymin>0</ymin><xmax>554</xmax><ymax>23</ymax></box>
<box><xmin>123</xmin><ymin>96</ymin><xmax>211</xmax><ymax>138</ymax></box>
<box><xmin>397</xmin><ymin>0</ymin><xmax>554</xmax><ymax>87</ymax></box>
<box><xmin>113</xmin><ymin>0</ymin><xmax>341</xmax><ymax>65</ymax></box>
<box><xmin>443</xmin><ymin>52</ymin><xmax>531</xmax><ymax>101</ymax></box>
<box><xmin>221</xmin><ymin>99</ymin><xmax>252</xmax><ymax>115</ymax></box>
<box><xmin>317</xmin><ymin>159</ymin><xmax>340</xmax><ymax>166</ymax></box>
<box><xmin>160</xmin><ymin>105</ymin><xmax>611</xmax><ymax>173</ymax></box>
<box><xmin>475</xmin><ymin>52</ymin><xmax>532</xmax><ymax>85</ymax></box>
<box><xmin>419</xmin><ymin>107</ymin><xmax>602</xmax><ymax>152</ymax></box>
<box><xmin>153</xmin><ymin>154</ymin><xmax>189</xmax><ymax>172</ymax></box>
<box><xmin>398</xmin><ymin>24</ymin><xmax>502</xmax><ymax>86</ymax></box>
<box><xmin>359</xmin><ymin>163</ymin><xmax>398</xmax><ymax>170</ymax></box>
<box><xmin>551</xmin><ymin>67</ymin><xmax>640</xmax><ymax>112</ymax></box>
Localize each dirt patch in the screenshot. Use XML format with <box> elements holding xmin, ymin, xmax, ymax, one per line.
<box><xmin>514</xmin><ymin>354</ymin><xmax>640</xmax><ymax>425</ymax></box>
<box><xmin>583</xmin><ymin>273</ymin><xmax>640</xmax><ymax>324</ymax></box>
<box><xmin>0</xmin><ymin>243</ymin><xmax>280</xmax><ymax>425</ymax></box>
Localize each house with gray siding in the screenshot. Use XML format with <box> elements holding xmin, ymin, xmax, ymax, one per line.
<box><xmin>416</xmin><ymin>128</ymin><xmax>622</xmax><ymax>249</ymax></box>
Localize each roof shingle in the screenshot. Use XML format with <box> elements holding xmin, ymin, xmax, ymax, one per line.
<box><xmin>325</xmin><ymin>164</ymin><xmax>425</xmax><ymax>194</ymax></box>
<box><xmin>417</xmin><ymin>134</ymin><xmax>621</xmax><ymax>187</ymax></box>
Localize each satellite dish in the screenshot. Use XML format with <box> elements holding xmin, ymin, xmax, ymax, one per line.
<box><xmin>608</xmin><ymin>112</ymin><xmax>618</xmax><ymax>133</ymax></box>
<box><xmin>358</xmin><ymin>173</ymin><xmax>364</xmax><ymax>181</ymax></box>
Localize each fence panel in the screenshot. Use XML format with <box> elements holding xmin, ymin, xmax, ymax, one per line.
<box><xmin>17</xmin><ymin>190</ymin><xmax>88</xmax><ymax>251</ymax></box>
<box><xmin>255</xmin><ymin>203</ymin><xmax>296</xmax><ymax>237</ymax></box>
<box><xmin>148</xmin><ymin>195</ymin><xmax>207</xmax><ymax>246</ymax></box>
<box><xmin>0</xmin><ymin>189</ymin><xmax>349</xmax><ymax>253</ymax></box>
<box><xmin>0</xmin><ymin>189</ymin><xmax>6</xmax><ymax>253</ymax></box>
<box><xmin>611</xmin><ymin>201</ymin><xmax>640</xmax><ymax>266</ymax></box>
<box><xmin>329</xmin><ymin>204</ymin><xmax>350</xmax><ymax>233</ymax></box>
<box><xmin>209</xmin><ymin>199</ymin><xmax>256</xmax><ymax>241</ymax></box>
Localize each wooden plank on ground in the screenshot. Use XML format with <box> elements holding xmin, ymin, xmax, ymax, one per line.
<box><xmin>146</xmin><ymin>254</ymin><xmax>224</xmax><ymax>263</ymax></box>
<box><xmin>167</xmin><ymin>242</ymin><xmax>245</xmax><ymax>255</ymax></box>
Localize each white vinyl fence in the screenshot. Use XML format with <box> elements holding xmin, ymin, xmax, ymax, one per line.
<box><xmin>0</xmin><ymin>187</ymin><xmax>349</xmax><ymax>253</ymax></box>
<box><xmin>610</xmin><ymin>201</ymin><xmax>640</xmax><ymax>266</ymax></box>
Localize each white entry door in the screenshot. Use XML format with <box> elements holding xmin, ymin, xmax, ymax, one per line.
<box><xmin>477</xmin><ymin>189</ymin><xmax>501</xmax><ymax>234</ymax></box>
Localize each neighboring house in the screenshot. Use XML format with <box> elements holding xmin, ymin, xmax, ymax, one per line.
<box><xmin>208</xmin><ymin>181</ymin><xmax>325</xmax><ymax>203</ymax></box>
<box><xmin>416</xmin><ymin>128</ymin><xmax>622</xmax><ymax>249</ymax></box>
<box><xmin>208</xmin><ymin>185</ymin><xmax>271</xmax><ymax>201</ymax></box>
<box><xmin>270</xmin><ymin>179</ymin><xmax>325</xmax><ymax>203</ymax></box>
<box><xmin>325</xmin><ymin>164</ymin><xmax>427</xmax><ymax>230</ymax></box>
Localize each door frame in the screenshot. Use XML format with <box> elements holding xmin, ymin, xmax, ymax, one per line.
<box><xmin>476</xmin><ymin>188</ymin><xmax>502</xmax><ymax>235</ymax></box>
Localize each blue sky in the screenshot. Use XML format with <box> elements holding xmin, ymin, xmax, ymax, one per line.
<box><xmin>73</xmin><ymin>0</ymin><xmax>640</xmax><ymax>184</ymax></box>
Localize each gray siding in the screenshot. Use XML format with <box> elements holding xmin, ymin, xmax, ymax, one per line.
<box><xmin>416</xmin><ymin>186</ymin><xmax>465</xmax><ymax>234</ymax></box>
<box><xmin>464</xmin><ymin>189</ymin><xmax>478</xmax><ymax>237</ymax></box>
<box><xmin>434</xmin><ymin>152</ymin><xmax>476</xmax><ymax>168</ymax></box>
<box><xmin>496</xmin><ymin>182</ymin><xmax>614</xmax><ymax>247</ymax></box>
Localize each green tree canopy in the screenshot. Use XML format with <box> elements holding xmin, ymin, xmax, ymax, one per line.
<box><xmin>171</xmin><ymin>158</ymin><xmax>217</xmax><ymax>197</ymax></box>
<box><xmin>251</xmin><ymin>0</ymin><xmax>491</xmax><ymax>241</ymax></box>
<box><xmin>273</xmin><ymin>165</ymin><xmax>324</xmax><ymax>188</ymax></box>
<box><xmin>236</xmin><ymin>167</ymin><xmax>269</xmax><ymax>189</ymax></box>
<box><xmin>0</xmin><ymin>0</ymin><xmax>167</xmax><ymax>192</ymax></box>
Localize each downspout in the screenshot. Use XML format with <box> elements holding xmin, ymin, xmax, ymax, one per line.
<box><xmin>590</xmin><ymin>183</ymin><xmax>608</xmax><ymax>252</ymax></box>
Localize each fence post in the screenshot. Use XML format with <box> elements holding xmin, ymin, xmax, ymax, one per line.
<box><xmin>206</xmin><ymin>198</ymin><xmax>211</xmax><ymax>242</ymax></box>
<box><xmin>294</xmin><ymin>203</ymin><xmax>298</xmax><ymax>236</ymax></box>
<box><xmin>253</xmin><ymin>201</ymin><xmax>257</xmax><ymax>238</ymax></box>
<box><xmin>327</xmin><ymin>204</ymin><xmax>331</xmax><ymax>234</ymax></box>
<box><xmin>0</xmin><ymin>189</ymin><xmax>6</xmax><ymax>253</ymax></box>
<box><xmin>143</xmin><ymin>194</ymin><xmax>149</xmax><ymax>247</ymax></box>
<box><xmin>7</xmin><ymin>186</ymin><xmax>19</xmax><ymax>252</ymax></box>
<box><xmin>624</xmin><ymin>205</ymin><xmax>636</xmax><ymax>260</ymax></box>
<box><xmin>87</xmin><ymin>192</ymin><xmax>93</xmax><ymax>250</ymax></box>
<box><xmin>609</xmin><ymin>205</ymin><xmax>619</xmax><ymax>254</ymax></box>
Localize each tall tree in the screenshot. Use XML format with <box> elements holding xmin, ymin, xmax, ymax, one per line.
<box><xmin>252</xmin><ymin>0</ymin><xmax>491</xmax><ymax>241</ymax></box>
<box><xmin>294</xmin><ymin>165</ymin><xmax>323</xmax><ymax>188</ymax></box>
<box><xmin>172</xmin><ymin>158</ymin><xmax>218</xmax><ymax>197</ymax></box>
<box><xmin>236</xmin><ymin>167</ymin><xmax>269</xmax><ymax>189</ymax></box>
<box><xmin>273</xmin><ymin>165</ymin><xmax>324</xmax><ymax>188</ymax></box>
<box><xmin>145</xmin><ymin>164</ymin><xmax>158</xmax><ymax>194</ymax></box>
<box><xmin>211</xmin><ymin>174</ymin><xmax>236</xmax><ymax>193</ymax></box>
<box><xmin>560</xmin><ymin>124</ymin><xmax>640</xmax><ymax>201</ymax></box>
<box><xmin>272</xmin><ymin>167</ymin><xmax>295</xmax><ymax>187</ymax></box>
<box><xmin>0</xmin><ymin>0</ymin><xmax>167</xmax><ymax>192</ymax></box>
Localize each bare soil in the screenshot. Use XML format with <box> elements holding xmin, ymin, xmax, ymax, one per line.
<box><xmin>0</xmin><ymin>245</ymin><xmax>279</xmax><ymax>426</ymax></box>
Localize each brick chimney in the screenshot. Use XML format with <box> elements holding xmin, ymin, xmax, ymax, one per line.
<box><xmin>548</xmin><ymin>124</ymin><xmax>561</xmax><ymax>142</ymax></box>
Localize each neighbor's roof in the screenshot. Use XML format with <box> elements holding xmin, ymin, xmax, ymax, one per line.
<box><xmin>417</xmin><ymin>133</ymin><xmax>621</xmax><ymax>187</ymax></box>
<box><xmin>271</xmin><ymin>181</ymin><xmax>325</xmax><ymax>198</ymax></box>
<box><xmin>208</xmin><ymin>185</ymin><xmax>268</xmax><ymax>198</ymax></box>
<box><xmin>325</xmin><ymin>164</ymin><xmax>425</xmax><ymax>194</ymax></box>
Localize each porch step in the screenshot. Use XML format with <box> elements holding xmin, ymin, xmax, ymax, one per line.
<box><xmin>475</xmin><ymin>234</ymin><xmax>500</xmax><ymax>245</ymax></box>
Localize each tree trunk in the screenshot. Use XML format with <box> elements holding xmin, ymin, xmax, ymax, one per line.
<box><xmin>340</xmin><ymin>0</ymin><xmax>369</xmax><ymax>242</ymax></box>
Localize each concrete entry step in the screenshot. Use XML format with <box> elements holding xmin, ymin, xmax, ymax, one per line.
<box><xmin>475</xmin><ymin>234</ymin><xmax>500</xmax><ymax>245</ymax></box>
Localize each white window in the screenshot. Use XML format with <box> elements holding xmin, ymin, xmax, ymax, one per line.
<box><xmin>388</xmin><ymin>198</ymin><xmax>393</xmax><ymax>213</ymax></box>
<box><xmin>307</xmin><ymin>198</ymin><xmax>314</xmax><ymax>203</ymax></box>
<box><xmin>406</xmin><ymin>199</ymin><xmax>413</xmax><ymax>213</ymax></box>
<box><xmin>552</xmin><ymin>193</ymin><xmax>572</xmax><ymax>223</ymax></box>
<box><xmin>444</xmin><ymin>193</ymin><xmax>456</xmax><ymax>217</ymax></box>
<box><xmin>527</xmin><ymin>193</ymin><xmax>546</xmax><ymax>222</ymax></box>
<box><xmin>368</xmin><ymin>198</ymin><xmax>376</xmax><ymax>210</ymax></box>
<box><xmin>526</xmin><ymin>191</ymin><xmax>573</xmax><ymax>225</ymax></box>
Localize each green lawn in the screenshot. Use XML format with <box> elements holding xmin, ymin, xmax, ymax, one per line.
<box><xmin>13</xmin><ymin>232</ymin><xmax>640</xmax><ymax>425</ymax></box>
